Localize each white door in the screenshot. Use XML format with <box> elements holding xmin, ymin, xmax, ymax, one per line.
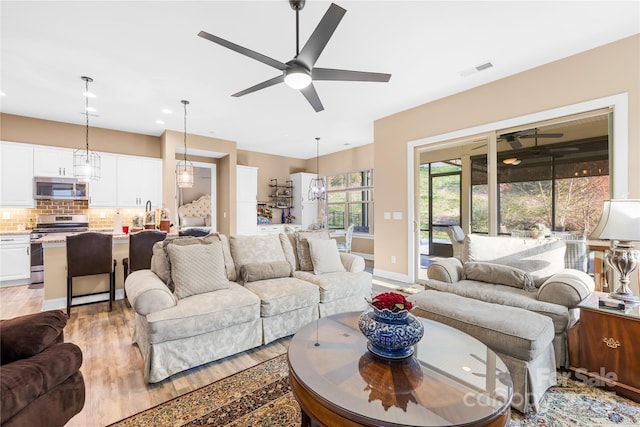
<box><xmin>236</xmin><ymin>166</ymin><xmax>257</xmax><ymax>235</ymax></box>
<box><xmin>0</xmin><ymin>236</ymin><xmax>30</xmax><ymax>283</ymax></box>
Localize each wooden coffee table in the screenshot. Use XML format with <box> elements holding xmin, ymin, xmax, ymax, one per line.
<box><xmin>288</xmin><ymin>311</ymin><xmax>512</xmax><ymax>427</ymax></box>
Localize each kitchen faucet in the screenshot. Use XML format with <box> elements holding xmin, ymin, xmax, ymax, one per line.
<box><xmin>145</xmin><ymin>200</ymin><xmax>152</xmax><ymax>212</ymax></box>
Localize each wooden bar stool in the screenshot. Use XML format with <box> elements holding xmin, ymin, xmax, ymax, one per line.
<box><xmin>123</xmin><ymin>230</ymin><xmax>167</xmax><ymax>285</ymax></box>
<box><xmin>66</xmin><ymin>232</ymin><xmax>116</xmax><ymax>315</ymax></box>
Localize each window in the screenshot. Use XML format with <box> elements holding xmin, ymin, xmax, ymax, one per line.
<box><xmin>327</xmin><ymin>170</ymin><xmax>373</xmax><ymax>234</ymax></box>
<box><xmin>471</xmin><ymin>136</ymin><xmax>609</xmax><ymax>235</ymax></box>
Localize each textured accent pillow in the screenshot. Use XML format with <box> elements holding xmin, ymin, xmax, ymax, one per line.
<box><xmin>182</xmin><ymin>216</ymin><xmax>206</xmax><ymax>227</ymax></box>
<box><xmin>238</xmin><ymin>261</ymin><xmax>292</xmax><ymax>285</ymax></box>
<box><xmin>463</xmin><ymin>261</ymin><xmax>535</xmax><ymax>291</ymax></box>
<box><xmin>295</xmin><ymin>231</ymin><xmax>330</xmax><ymax>271</ymax></box>
<box><xmin>308</xmin><ymin>239</ymin><xmax>346</xmax><ymax>274</ymax></box>
<box><xmin>150</xmin><ymin>235</ymin><xmax>219</xmax><ymax>292</ymax></box>
<box><xmin>167</xmin><ymin>241</ymin><xmax>229</xmax><ymax>299</ymax></box>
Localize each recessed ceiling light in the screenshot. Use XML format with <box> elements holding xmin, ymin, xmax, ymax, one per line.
<box><xmin>459</xmin><ymin>61</ymin><xmax>494</xmax><ymax>77</ymax></box>
<box><xmin>83</xmin><ymin>91</ymin><xmax>96</xmax><ymax>98</ymax></box>
<box><xmin>343</xmin><ymin>142</ymin><xmax>351</xmax><ymax>146</ymax></box>
<box><xmin>155</xmin><ymin>120</ymin><xmax>165</xmax><ymax>125</ymax></box>
<box><xmin>161</xmin><ymin>108</ymin><xmax>172</xmax><ymax>114</ymax></box>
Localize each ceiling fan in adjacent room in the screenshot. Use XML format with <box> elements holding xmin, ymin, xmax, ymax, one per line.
<box><xmin>198</xmin><ymin>0</ymin><xmax>391</xmax><ymax>112</ymax></box>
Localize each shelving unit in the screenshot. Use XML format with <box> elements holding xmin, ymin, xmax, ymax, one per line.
<box><xmin>269</xmin><ymin>179</ymin><xmax>293</xmax><ymax>209</ymax></box>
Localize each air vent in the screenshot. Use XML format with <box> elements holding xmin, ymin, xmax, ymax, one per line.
<box><xmin>459</xmin><ymin>61</ymin><xmax>494</xmax><ymax>77</ymax></box>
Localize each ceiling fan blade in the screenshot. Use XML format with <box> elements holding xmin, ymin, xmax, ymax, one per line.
<box><xmin>507</xmin><ymin>139</ymin><xmax>522</xmax><ymax>149</ymax></box>
<box><xmin>518</xmin><ymin>133</ymin><xmax>564</xmax><ymax>139</ymax></box>
<box><xmin>300</xmin><ymin>83</ymin><xmax>324</xmax><ymax>112</ymax></box>
<box><xmin>296</xmin><ymin>3</ymin><xmax>346</xmax><ymax>69</ymax></box>
<box><xmin>312</xmin><ymin>68</ymin><xmax>391</xmax><ymax>82</ymax></box>
<box><xmin>198</xmin><ymin>31</ymin><xmax>287</xmax><ymax>71</ymax></box>
<box><xmin>231</xmin><ymin>75</ymin><xmax>284</xmax><ymax>97</ymax></box>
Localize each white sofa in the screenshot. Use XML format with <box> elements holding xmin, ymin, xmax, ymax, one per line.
<box><xmin>420</xmin><ymin>234</ymin><xmax>594</xmax><ymax>368</ymax></box>
<box><xmin>125</xmin><ymin>231</ymin><xmax>371</xmax><ymax>383</ymax></box>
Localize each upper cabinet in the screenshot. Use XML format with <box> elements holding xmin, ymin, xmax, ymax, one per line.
<box><xmin>88</xmin><ymin>153</ymin><xmax>117</xmax><ymax>207</ymax></box>
<box><xmin>33</xmin><ymin>146</ymin><xmax>75</xmax><ymax>177</ymax></box>
<box><xmin>0</xmin><ymin>142</ymin><xmax>35</xmax><ymax>207</ymax></box>
<box><xmin>116</xmin><ymin>155</ymin><xmax>162</xmax><ymax>208</ymax></box>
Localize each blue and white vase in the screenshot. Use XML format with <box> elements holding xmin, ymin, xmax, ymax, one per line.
<box><xmin>358</xmin><ymin>305</ymin><xmax>424</xmax><ymax>359</ymax></box>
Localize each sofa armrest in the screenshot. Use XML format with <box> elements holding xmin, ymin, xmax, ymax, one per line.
<box><xmin>125</xmin><ymin>270</ymin><xmax>177</xmax><ymax>316</ymax></box>
<box><xmin>0</xmin><ymin>311</ymin><xmax>67</xmax><ymax>365</ymax></box>
<box><xmin>537</xmin><ymin>269</ymin><xmax>595</xmax><ymax>308</ymax></box>
<box><xmin>426</xmin><ymin>258</ymin><xmax>463</xmax><ymax>283</ymax></box>
<box><xmin>339</xmin><ymin>253</ymin><xmax>365</xmax><ymax>273</ymax></box>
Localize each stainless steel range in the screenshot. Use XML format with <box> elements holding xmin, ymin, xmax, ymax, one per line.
<box><xmin>30</xmin><ymin>214</ymin><xmax>89</xmax><ymax>284</ymax></box>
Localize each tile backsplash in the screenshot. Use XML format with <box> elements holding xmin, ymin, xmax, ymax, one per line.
<box><xmin>0</xmin><ymin>200</ymin><xmax>167</xmax><ymax>232</ymax></box>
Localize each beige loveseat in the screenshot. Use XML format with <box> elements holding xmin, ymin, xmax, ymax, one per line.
<box><xmin>125</xmin><ymin>231</ymin><xmax>371</xmax><ymax>383</ymax></box>
<box><xmin>421</xmin><ymin>234</ymin><xmax>594</xmax><ymax>368</ymax></box>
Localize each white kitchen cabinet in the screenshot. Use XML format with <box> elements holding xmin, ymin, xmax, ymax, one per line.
<box><xmin>116</xmin><ymin>155</ymin><xmax>162</xmax><ymax>208</ymax></box>
<box><xmin>0</xmin><ymin>141</ymin><xmax>34</xmax><ymax>207</ymax></box>
<box><xmin>33</xmin><ymin>146</ymin><xmax>75</xmax><ymax>177</ymax></box>
<box><xmin>236</xmin><ymin>165</ymin><xmax>258</xmax><ymax>235</ymax></box>
<box><xmin>88</xmin><ymin>153</ymin><xmax>117</xmax><ymax>207</ymax></box>
<box><xmin>290</xmin><ymin>172</ymin><xmax>319</xmax><ymax>229</ymax></box>
<box><xmin>0</xmin><ymin>234</ymin><xmax>31</xmax><ymax>284</ymax></box>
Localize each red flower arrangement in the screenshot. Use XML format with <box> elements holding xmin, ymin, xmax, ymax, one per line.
<box><xmin>370</xmin><ymin>292</ymin><xmax>413</xmax><ymax>312</ymax></box>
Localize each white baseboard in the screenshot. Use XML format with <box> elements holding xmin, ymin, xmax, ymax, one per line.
<box><xmin>42</xmin><ymin>289</ymin><xmax>125</xmax><ymax>312</ymax></box>
<box><xmin>372</xmin><ymin>268</ymin><xmax>411</xmax><ymax>284</ymax></box>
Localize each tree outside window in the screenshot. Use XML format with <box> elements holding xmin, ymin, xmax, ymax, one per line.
<box><xmin>327</xmin><ymin>170</ymin><xmax>374</xmax><ymax>234</ymax></box>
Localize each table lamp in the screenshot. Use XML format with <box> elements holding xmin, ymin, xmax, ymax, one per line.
<box><xmin>590</xmin><ymin>199</ymin><xmax>640</xmax><ymax>302</ymax></box>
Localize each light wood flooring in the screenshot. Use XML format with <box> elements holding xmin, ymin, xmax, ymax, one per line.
<box><xmin>0</xmin><ymin>285</ymin><xmax>290</xmax><ymax>426</ymax></box>
<box><xmin>0</xmin><ymin>267</ymin><xmax>410</xmax><ymax>427</ymax></box>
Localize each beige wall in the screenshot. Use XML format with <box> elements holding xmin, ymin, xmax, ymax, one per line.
<box><xmin>374</xmin><ymin>35</ymin><xmax>640</xmax><ymax>278</ymax></box>
<box><xmin>1</xmin><ymin>113</ymin><xmax>161</xmax><ymax>157</ymax></box>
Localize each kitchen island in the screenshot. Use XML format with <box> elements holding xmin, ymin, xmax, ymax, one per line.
<box><xmin>36</xmin><ymin>232</ymin><xmax>130</xmax><ymax>312</ymax></box>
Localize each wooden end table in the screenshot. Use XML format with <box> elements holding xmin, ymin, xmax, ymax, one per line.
<box><xmin>287</xmin><ymin>312</ymin><xmax>512</xmax><ymax>427</ymax></box>
<box><xmin>568</xmin><ymin>292</ymin><xmax>640</xmax><ymax>402</ymax></box>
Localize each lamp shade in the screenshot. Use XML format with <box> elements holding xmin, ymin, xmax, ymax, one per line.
<box><xmin>590</xmin><ymin>199</ymin><xmax>640</xmax><ymax>241</ymax></box>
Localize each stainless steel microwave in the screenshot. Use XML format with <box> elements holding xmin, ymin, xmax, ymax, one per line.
<box><xmin>33</xmin><ymin>177</ymin><xmax>89</xmax><ymax>200</ymax></box>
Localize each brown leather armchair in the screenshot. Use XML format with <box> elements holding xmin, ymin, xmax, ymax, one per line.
<box><xmin>0</xmin><ymin>310</ymin><xmax>85</xmax><ymax>427</ymax></box>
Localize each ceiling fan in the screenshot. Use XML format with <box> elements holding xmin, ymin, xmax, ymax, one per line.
<box><xmin>198</xmin><ymin>0</ymin><xmax>391</xmax><ymax>112</ymax></box>
<box><xmin>498</xmin><ymin>128</ymin><xmax>564</xmax><ymax>150</ymax></box>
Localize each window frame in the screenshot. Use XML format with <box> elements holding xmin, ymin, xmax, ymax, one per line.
<box><xmin>326</xmin><ymin>169</ymin><xmax>374</xmax><ymax>234</ymax></box>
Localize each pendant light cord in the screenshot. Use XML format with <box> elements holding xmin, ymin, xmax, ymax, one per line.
<box><xmin>182</xmin><ymin>100</ymin><xmax>189</xmax><ymax>162</ymax></box>
<box><xmin>316</xmin><ymin>137</ymin><xmax>320</xmax><ymax>173</ymax></box>
<box><xmin>84</xmin><ymin>78</ymin><xmax>90</xmax><ymax>155</ymax></box>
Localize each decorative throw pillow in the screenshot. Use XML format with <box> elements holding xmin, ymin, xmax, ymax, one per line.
<box><xmin>238</xmin><ymin>261</ymin><xmax>292</xmax><ymax>285</ymax></box>
<box><xmin>279</xmin><ymin>233</ymin><xmax>298</xmax><ymax>271</ymax></box>
<box><xmin>308</xmin><ymin>238</ymin><xmax>346</xmax><ymax>274</ymax></box>
<box><xmin>463</xmin><ymin>261</ymin><xmax>535</xmax><ymax>291</ymax></box>
<box><xmin>167</xmin><ymin>241</ymin><xmax>229</xmax><ymax>299</ymax></box>
<box><xmin>150</xmin><ymin>234</ymin><xmax>219</xmax><ymax>292</ymax></box>
<box><xmin>295</xmin><ymin>231</ymin><xmax>330</xmax><ymax>271</ymax></box>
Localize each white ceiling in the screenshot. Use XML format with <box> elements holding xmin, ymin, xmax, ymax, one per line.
<box><xmin>1</xmin><ymin>1</ymin><xmax>638</xmax><ymax>159</ymax></box>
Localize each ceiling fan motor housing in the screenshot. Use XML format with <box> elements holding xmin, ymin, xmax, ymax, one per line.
<box><xmin>289</xmin><ymin>0</ymin><xmax>305</xmax><ymax>11</ymax></box>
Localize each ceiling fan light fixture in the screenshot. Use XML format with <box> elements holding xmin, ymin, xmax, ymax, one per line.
<box><xmin>284</xmin><ymin>66</ymin><xmax>311</xmax><ymax>89</ymax></box>
<box><xmin>503</xmin><ymin>157</ymin><xmax>518</xmax><ymax>165</ymax></box>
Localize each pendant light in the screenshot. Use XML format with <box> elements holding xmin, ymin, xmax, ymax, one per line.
<box><xmin>308</xmin><ymin>137</ymin><xmax>326</xmax><ymax>201</ymax></box>
<box><xmin>73</xmin><ymin>76</ymin><xmax>101</xmax><ymax>181</ymax></box>
<box><xmin>176</xmin><ymin>99</ymin><xmax>194</xmax><ymax>188</ymax></box>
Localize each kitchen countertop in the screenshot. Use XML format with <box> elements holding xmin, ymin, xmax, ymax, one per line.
<box><xmin>36</xmin><ymin>232</ymin><xmax>130</xmax><ymax>244</ymax></box>
<box><xmin>0</xmin><ymin>230</ymin><xmax>32</xmax><ymax>236</ymax></box>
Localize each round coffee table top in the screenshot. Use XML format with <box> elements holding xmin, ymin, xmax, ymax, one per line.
<box><xmin>288</xmin><ymin>311</ymin><xmax>513</xmax><ymax>427</ymax></box>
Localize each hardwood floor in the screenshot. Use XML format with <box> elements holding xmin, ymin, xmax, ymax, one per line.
<box><xmin>0</xmin><ymin>264</ymin><xmax>400</xmax><ymax>426</ymax></box>
<box><xmin>0</xmin><ymin>285</ymin><xmax>290</xmax><ymax>426</ymax></box>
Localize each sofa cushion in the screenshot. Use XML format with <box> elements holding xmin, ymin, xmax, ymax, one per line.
<box><xmin>425</xmin><ymin>278</ymin><xmax>570</xmax><ymax>334</ymax></box>
<box><xmin>0</xmin><ymin>311</ymin><xmax>67</xmax><ymax>365</ymax></box>
<box><xmin>308</xmin><ymin>239</ymin><xmax>346</xmax><ymax>274</ymax></box>
<box><xmin>295</xmin><ymin>231</ymin><xmax>330</xmax><ymax>271</ymax></box>
<box><xmin>464</xmin><ymin>234</ymin><xmax>566</xmax><ymax>286</ymax></box>
<box><xmin>145</xmin><ymin>283</ymin><xmax>260</xmax><ymax>343</ymax></box>
<box><xmin>244</xmin><ymin>277</ymin><xmax>319</xmax><ymax>317</ymax></box>
<box><xmin>294</xmin><ymin>270</ymin><xmax>372</xmax><ymax>303</ymax></box>
<box><xmin>167</xmin><ymin>241</ymin><xmax>229</xmax><ymax>299</ymax></box>
<box><xmin>238</xmin><ymin>261</ymin><xmax>291</xmax><ymax>286</ymax></box>
<box><xmin>463</xmin><ymin>262</ymin><xmax>535</xmax><ymax>291</ymax></box>
<box><xmin>230</xmin><ymin>235</ymin><xmax>287</xmax><ymax>277</ymax></box>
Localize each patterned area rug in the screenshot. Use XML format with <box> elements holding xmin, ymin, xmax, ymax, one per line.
<box><xmin>110</xmin><ymin>354</ymin><xmax>640</xmax><ymax>427</ymax></box>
